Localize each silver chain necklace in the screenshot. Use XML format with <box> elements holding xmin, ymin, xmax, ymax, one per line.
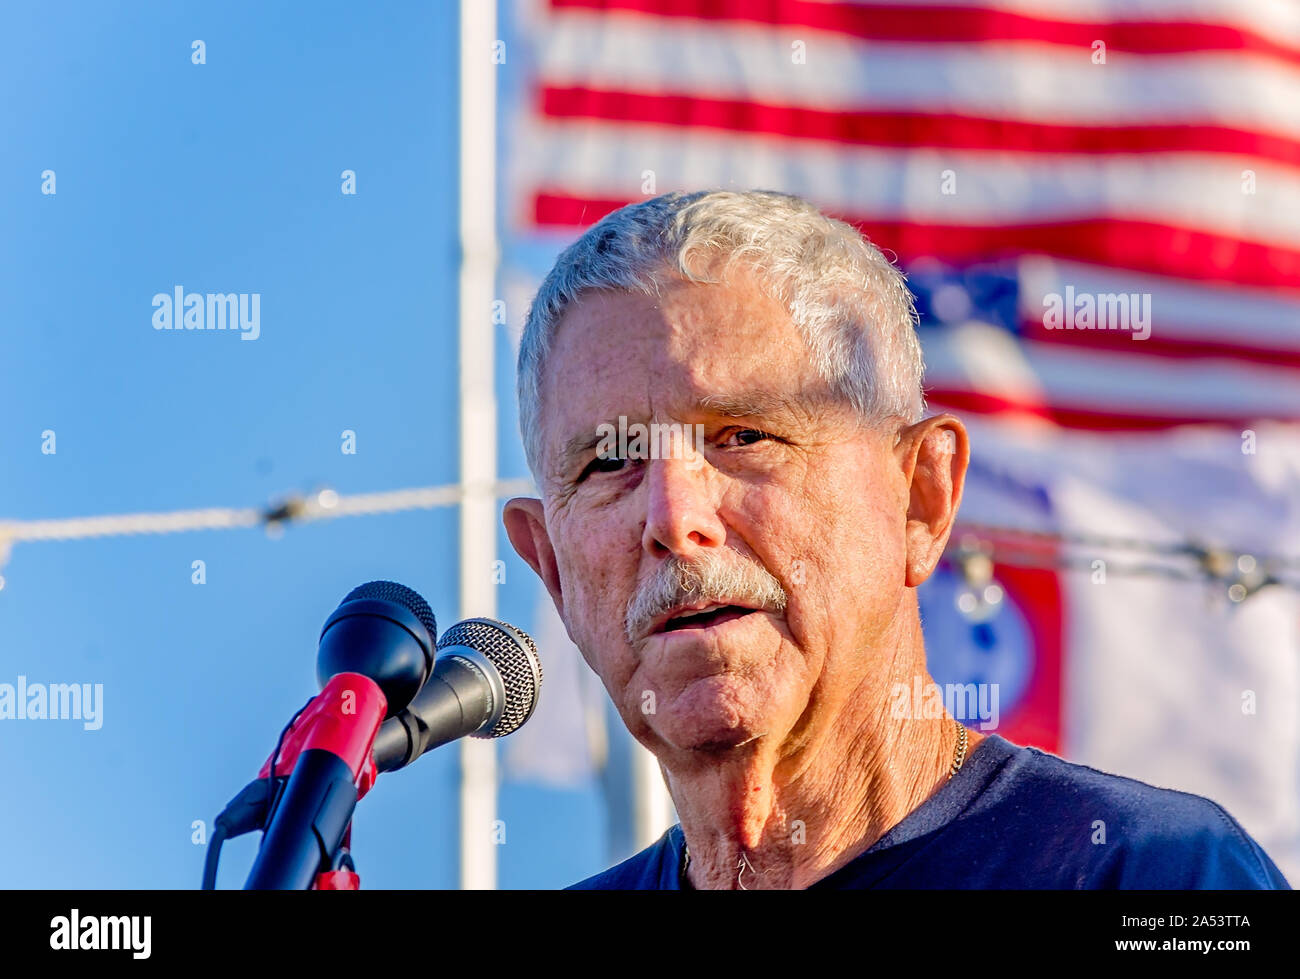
<box><xmin>680</xmin><ymin>719</ymin><xmax>969</xmax><ymax>888</ymax></box>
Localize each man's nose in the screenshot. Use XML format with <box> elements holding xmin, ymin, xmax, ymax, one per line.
<box><xmin>641</xmin><ymin>454</ymin><xmax>726</xmax><ymax>560</ymax></box>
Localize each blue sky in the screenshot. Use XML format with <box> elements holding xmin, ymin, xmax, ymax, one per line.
<box><xmin>0</xmin><ymin>0</ymin><xmax>604</xmax><ymax>889</ymax></box>
<box><xmin>7</xmin><ymin>0</ymin><xmax>1295</xmax><ymax>892</ymax></box>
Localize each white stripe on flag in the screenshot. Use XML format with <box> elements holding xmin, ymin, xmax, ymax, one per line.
<box><xmin>521</xmin><ymin>123</ymin><xmax>1300</xmax><ymax>246</ymax></box>
<box><xmin>1017</xmin><ymin>257</ymin><xmax>1300</xmax><ymax>349</ymax></box>
<box><xmin>538</xmin><ymin>16</ymin><xmax>1300</xmax><ymax>136</ymax></box>
<box><xmin>923</xmin><ymin>324</ymin><xmax>1300</xmax><ymax>415</ymax></box>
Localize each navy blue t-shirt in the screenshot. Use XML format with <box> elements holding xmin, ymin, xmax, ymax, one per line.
<box><xmin>568</xmin><ymin>734</ymin><xmax>1290</xmax><ymax>889</ymax></box>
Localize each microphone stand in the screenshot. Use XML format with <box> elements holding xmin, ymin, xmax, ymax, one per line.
<box><xmin>202</xmin><ymin>582</ymin><xmax>440</xmax><ymax>891</ymax></box>
<box><xmin>316</xmin><ymin>826</ymin><xmax>362</xmax><ymax>890</ymax></box>
<box><xmin>242</xmin><ymin>672</ymin><xmax>387</xmax><ymax>890</ymax></box>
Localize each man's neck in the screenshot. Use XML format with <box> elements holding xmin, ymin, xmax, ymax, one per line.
<box><xmin>668</xmin><ymin>673</ymin><xmax>977</xmax><ymax>890</ymax></box>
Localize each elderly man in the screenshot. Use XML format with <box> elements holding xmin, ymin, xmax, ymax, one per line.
<box><xmin>503</xmin><ymin>190</ymin><xmax>1289</xmax><ymax>890</ymax></box>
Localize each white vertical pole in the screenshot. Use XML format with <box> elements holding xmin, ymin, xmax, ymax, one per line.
<box><xmin>458</xmin><ymin>0</ymin><xmax>499</xmax><ymax>890</ymax></box>
<box><xmin>631</xmin><ymin>739</ymin><xmax>676</xmax><ymax>847</ymax></box>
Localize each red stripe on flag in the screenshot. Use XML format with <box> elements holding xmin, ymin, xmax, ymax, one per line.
<box><xmin>549</xmin><ymin>0</ymin><xmax>1300</xmax><ymax>67</ymax></box>
<box><xmin>925</xmin><ymin>388</ymin><xmax>1297</xmax><ymax>428</ymax></box>
<box><xmin>540</xmin><ymin>87</ymin><xmax>1300</xmax><ymax>170</ymax></box>
<box><xmin>532</xmin><ymin>192</ymin><xmax>1300</xmax><ymax>292</ymax></box>
<box><xmin>1018</xmin><ymin>321</ymin><xmax>1300</xmax><ymax>371</ymax></box>
<box><xmin>865</xmin><ymin>219</ymin><xmax>1300</xmax><ymax>295</ymax></box>
<box><xmin>534</xmin><ymin>192</ymin><xmax>628</xmax><ymax>228</ymax></box>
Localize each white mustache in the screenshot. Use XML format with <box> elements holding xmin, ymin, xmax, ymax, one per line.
<box><xmin>624</xmin><ymin>550</ymin><xmax>788</xmax><ymax>642</ymax></box>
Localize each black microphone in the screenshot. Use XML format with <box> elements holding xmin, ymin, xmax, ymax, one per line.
<box><xmin>372</xmin><ymin>617</ymin><xmax>544</xmax><ymax>772</ymax></box>
<box><xmin>317</xmin><ymin>580</ymin><xmax>438</xmax><ymax>716</ymax></box>
<box><xmin>243</xmin><ymin>580</ymin><xmax>437</xmax><ymax>890</ymax></box>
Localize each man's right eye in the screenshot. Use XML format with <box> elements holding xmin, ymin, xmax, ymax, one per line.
<box><xmin>579</xmin><ymin>455</ymin><xmax>628</xmax><ymax>481</ymax></box>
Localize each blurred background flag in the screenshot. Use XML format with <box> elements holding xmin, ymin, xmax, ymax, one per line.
<box><xmin>507</xmin><ymin>0</ymin><xmax>1300</xmax><ymax>288</ymax></box>
<box><xmin>503</xmin><ymin>590</ymin><xmax>608</xmax><ymax>787</ymax></box>
<box><xmin>925</xmin><ymin>421</ymin><xmax>1300</xmax><ymax>878</ymax></box>
<box><xmin>498</xmin><ymin>0</ymin><xmax>1300</xmax><ymax>879</ymax></box>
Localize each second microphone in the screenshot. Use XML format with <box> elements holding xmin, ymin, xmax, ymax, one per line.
<box><xmin>371</xmin><ymin>617</ymin><xmax>543</xmax><ymax>772</ymax></box>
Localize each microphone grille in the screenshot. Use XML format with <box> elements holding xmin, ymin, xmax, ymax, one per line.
<box><xmin>437</xmin><ymin>618</ymin><xmax>543</xmax><ymax>738</ymax></box>
<box><xmin>342</xmin><ymin>580</ymin><xmax>437</xmax><ymax>644</ymax></box>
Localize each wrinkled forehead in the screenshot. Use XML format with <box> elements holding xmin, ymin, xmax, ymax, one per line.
<box><xmin>534</xmin><ymin>280</ymin><xmax>835</xmax><ymax>478</ymax></box>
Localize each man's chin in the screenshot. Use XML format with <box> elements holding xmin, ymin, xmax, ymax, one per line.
<box><xmin>647</xmin><ymin>675</ymin><xmax>774</xmax><ymax>754</ymax></box>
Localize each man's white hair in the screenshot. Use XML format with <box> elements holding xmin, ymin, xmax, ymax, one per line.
<box><xmin>516</xmin><ymin>189</ymin><xmax>926</xmax><ymax>481</ymax></box>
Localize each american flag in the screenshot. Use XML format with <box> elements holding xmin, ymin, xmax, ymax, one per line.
<box><xmin>504</xmin><ymin>0</ymin><xmax>1300</xmax><ymax>428</ymax></box>
<box><xmin>499</xmin><ymin>0</ymin><xmax>1300</xmax><ymax>879</ymax></box>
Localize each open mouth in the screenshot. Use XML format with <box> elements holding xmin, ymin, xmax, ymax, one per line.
<box><xmin>660</xmin><ymin>605</ymin><xmax>759</xmax><ymax>632</ymax></box>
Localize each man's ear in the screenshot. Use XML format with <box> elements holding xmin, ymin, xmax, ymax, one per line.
<box><xmin>896</xmin><ymin>414</ymin><xmax>969</xmax><ymax>588</ymax></box>
<box><xmin>503</xmin><ymin>497</ymin><xmax>564</xmax><ymax>615</ymax></box>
